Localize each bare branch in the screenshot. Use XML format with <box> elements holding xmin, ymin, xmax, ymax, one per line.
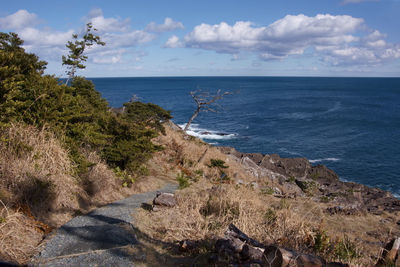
<box><xmin>184</xmin><ymin>89</ymin><xmax>232</xmax><ymax>132</ymax></box>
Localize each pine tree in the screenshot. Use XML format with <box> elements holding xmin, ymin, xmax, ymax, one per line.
<box><xmin>62</xmin><ymin>23</ymin><xmax>105</xmax><ymax>85</ymax></box>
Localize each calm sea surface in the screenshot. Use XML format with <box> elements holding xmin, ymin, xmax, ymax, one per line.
<box><xmin>90</xmin><ymin>77</ymin><xmax>400</xmax><ymax>198</ymax></box>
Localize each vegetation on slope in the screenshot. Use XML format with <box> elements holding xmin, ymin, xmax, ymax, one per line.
<box><xmin>0</xmin><ymin>32</ymin><xmax>171</xmax><ymax>264</ymax></box>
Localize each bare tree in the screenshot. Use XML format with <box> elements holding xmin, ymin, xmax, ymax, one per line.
<box><xmin>184</xmin><ymin>89</ymin><xmax>231</xmax><ymax>132</ymax></box>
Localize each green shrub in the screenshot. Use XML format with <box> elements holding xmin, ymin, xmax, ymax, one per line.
<box><xmin>114</xmin><ymin>167</ymin><xmax>135</xmax><ymax>187</ymax></box>
<box><xmin>176</xmin><ymin>172</ymin><xmax>190</xmax><ymax>189</ymax></box>
<box><xmin>209</xmin><ymin>159</ymin><xmax>228</xmax><ymax>169</ymax></box>
<box><xmin>334</xmin><ymin>235</ymin><xmax>359</xmax><ymax>261</ymax></box>
<box><xmin>0</xmin><ymin>32</ymin><xmax>172</xmax><ymax>177</ymax></box>
<box><xmin>313</xmin><ymin>230</ymin><xmax>330</xmax><ymax>254</ymax></box>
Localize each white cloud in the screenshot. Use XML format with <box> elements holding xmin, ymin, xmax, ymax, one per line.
<box><xmin>86</xmin><ymin>8</ymin><xmax>130</xmax><ymax>33</ymax></box>
<box><xmin>145</xmin><ymin>17</ymin><xmax>184</xmax><ymax>33</ymax></box>
<box><xmin>0</xmin><ymin>8</ymin><xmax>157</xmax><ymax>67</ymax></box>
<box><xmin>91</xmin><ymin>49</ymin><xmax>125</xmax><ymax>64</ymax></box>
<box><xmin>0</xmin><ymin>10</ymin><xmax>38</xmax><ymax>29</ymax></box>
<box><xmin>182</xmin><ymin>14</ymin><xmax>400</xmax><ymax>66</ymax></box>
<box><xmin>19</xmin><ymin>27</ymin><xmax>74</xmax><ymax>47</ymax></box>
<box><xmin>164</xmin><ymin>35</ymin><xmax>183</xmax><ymax>48</ymax></box>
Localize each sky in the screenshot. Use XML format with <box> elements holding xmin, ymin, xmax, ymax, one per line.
<box><xmin>1</xmin><ymin>0</ymin><xmax>400</xmax><ymax>77</ymax></box>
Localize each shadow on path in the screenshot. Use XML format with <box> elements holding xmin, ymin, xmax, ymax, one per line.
<box><xmin>30</xmin><ymin>183</ymin><xmax>211</xmax><ymax>266</ymax></box>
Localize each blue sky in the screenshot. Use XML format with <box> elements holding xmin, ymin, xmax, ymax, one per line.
<box><xmin>1</xmin><ymin>0</ymin><xmax>400</xmax><ymax>77</ymax></box>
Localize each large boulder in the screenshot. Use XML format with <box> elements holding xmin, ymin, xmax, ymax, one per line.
<box><xmin>153</xmin><ymin>192</ymin><xmax>176</xmax><ymax>207</ymax></box>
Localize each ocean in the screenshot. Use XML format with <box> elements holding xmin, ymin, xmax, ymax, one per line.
<box><xmin>89</xmin><ymin>76</ymin><xmax>400</xmax><ymax>198</ymax></box>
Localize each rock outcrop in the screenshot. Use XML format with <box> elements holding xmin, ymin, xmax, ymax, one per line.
<box><xmin>218</xmin><ymin>146</ymin><xmax>400</xmax><ymax>214</ymax></box>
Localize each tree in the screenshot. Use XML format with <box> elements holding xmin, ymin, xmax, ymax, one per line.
<box><xmin>184</xmin><ymin>89</ymin><xmax>231</xmax><ymax>132</ymax></box>
<box><xmin>62</xmin><ymin>23</ymin><xmax>105</xmax><ymax>85</ymax></box>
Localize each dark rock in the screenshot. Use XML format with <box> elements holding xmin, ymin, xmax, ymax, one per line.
<box><xmin>153</xmin><ymin>192</ymin><xmax>176</xmax><ymax>207</ymax></box>
<box><xmin>326</xmin><ymin>206</ymin><xmax>361</xmax><ymax>216</ymax></box>
<box><xmin>200</xmin><ymin>131</ymin><xmax>230</xmax><ymax>136</ymax></box>
<box><xmin>179</xmin><ymin>239</ymin><xmax>199</xmax><ymax>252</ymax></box>
<box><xmin>241</xmin><ymin>244</ymin><xmax>264</xmax><ymax>261</ymax></box>
<box><xmin>218</xmin><ymin>146</ymin><xmax>400</xmax><ymax>214</ymax></box>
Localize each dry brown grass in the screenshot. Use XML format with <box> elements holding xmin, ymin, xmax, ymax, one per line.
<box><xmin>135</xmin><ymin>123</ymin><xmax>400</xmax><ymax>266</ymax></box>
<box><xmin>152</xmin><ymin>124</ymin><xmax>262</xmax><ymax>186</ymax></box>
<box><xmin>0</xmin><ymin>122</ymin><xmax>182</xmax><ymax>264</ymax></box>
<box><xmin>0</xmin><ymin>123</ymin><xmax>85</xmax><ymax>226</ymax></box>
<box><xmin>135</xmin><ymin>178</ymin><xmax>387</xmax><ymax>266</ymax></box>
<box><xmin>0</xmin><ymin>200</ymin><xmax>42</xmax><ymax>264</ymax></box>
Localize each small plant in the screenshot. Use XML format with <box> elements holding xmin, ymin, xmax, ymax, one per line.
<box><xmin>209</xmin><ymin>159</ymin><xmax>230</xmax><ymax>184</ymax></box>
<box><xmin>261</xmin><ymin>186</ymin><xmax>274</xmax><ymax>195</ymax></box>
<box><xmin>193</xmin><ymin>169</ymin><xmax>204</xmax><ymax>181</ymax></box>
<box><xmin>220</xmin><ymin>172</ymin><xmax>230</xmax><ymax>182</ymax></box>
<box><xmin>0</xmin><ymin>216</ymin><xmax>6</xmax><ymax>224</ymax></box>
<box><xmin>334</xmin><ymin>235</ymin><xmax>359</xmax><ymax>261</ymax></box>
<box><xmin>320</xmin><ymin>196</ymin><xmax>330</xmax><ymax>203</ymax></box>
<box><xmin>209</xmin><ymin>159</ymin><xmax>228</xmax><ymax>169</ymax></box>
<box><xmin>137</xmin><ymin>165</ymin><xmax>150</xmax><ymax>176</ymax></box>
<box><xmin>264</xmin><ymin>208</ymin><xmax>277</xmax><ymax>225</ymax></box>
<box><xmin>313</xmin><ymin>230</ymin><xmax>330</xmax><ymax>254</ymax></box>
<box><xmin>287</xmin><ymin>176</ymin><xmax>296</xmax><ymax>184</ymax></box>
<box><xmin>176</xmin><ymin>171</ymin><xmax>190</xmax><ymax>189</ymax></box>
<box><xmin>113</xmin><ymin>167</ymin><xmax>135</xmax><ymax>187</ymax></box>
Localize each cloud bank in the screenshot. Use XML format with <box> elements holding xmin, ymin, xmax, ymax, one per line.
<box><xmin>166</xmin><ymin>13</ymin><xmax>400</xmax><ymax>66</ymax></box>
<box><xmin>146</xmin><ymin>17</ymin><xmax>184</xmax><ymax>33</ymax></box>
<box><xmin>0</xmin><ymin>9</ymin><xmax>185</xmax><ymax>69</ymax></box>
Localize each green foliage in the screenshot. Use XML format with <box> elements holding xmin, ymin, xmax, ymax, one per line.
<box><xmin>287</xmin><ymin>176</ymin><xmax>296</xmax><ymax>184</ymax></box>
<box><xmin>261</xmin><ymin>186</ymin><xmax>275</xmax><ymax>195</ymax></box>
<box><xmin>194</xmin><ymin>169</ymin><xmax>204</xmax><ymax>178</ymax></box>
<box><xmin>334</xmin><ymin>235</ymin><xmax>359</xmax><ymax>261</ymax></box>
<box><xmin>176</xmin><ymin>172</ymin><xmax>190</xmax><ymax>189</ymax></box>
<box><xmin>220</xmin><ymin>171</ymin><xmax>230</xmax><ymax>182</ymax></box>
<box><xmin>313</xmin><ymin>230</ymin><xmax>331</xmax><ymax>254</ymax></box>
<box><xmin>320</xmin><ymin>196</ymin><xmax>330</xmax><ymax>203</ymax></box>
<box><xmin>124</xmin><ymin>101</ymin><xmax>172</xmax><ymax>135</ymax></box>
<box><xmin>0</xmin><ymin>32</ymin><xmax>171</xmax><ymax>177</ymax></box>
<box><xmin>62</xmin><ymin>23</ymin><xmax>105</xmax><ymax>84</ymax></box>
<box><xmin>114</xmin><ymin>167</ymin><xmax>135</xmax><ymax>187</ymax></box>
<box><xmin>209</xmin><ymin>159</ymin><xmax>228</xmax><ymax>169</ymax></box>
<box><xmin>313</xmin><ymin>230</ymin><xmax>359</xmax><ymax>262</ymax></box>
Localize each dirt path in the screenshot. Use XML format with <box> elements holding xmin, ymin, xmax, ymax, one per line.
<box><xmin>30</xmin><ymin>183</ymin><xmax>178</xmax><ymax>267</ymax></box>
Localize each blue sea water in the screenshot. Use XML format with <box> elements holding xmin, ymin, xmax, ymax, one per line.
<box><xmin>90</xmin><ymin>76</ymin><xmax>400</xmax><ymax>198</ymax></box>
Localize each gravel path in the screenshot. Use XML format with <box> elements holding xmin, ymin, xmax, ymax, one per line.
<box><xmin>31</xmin><ymin>183</ymin><xmax>178</xmax><ymax>267</ymax></box>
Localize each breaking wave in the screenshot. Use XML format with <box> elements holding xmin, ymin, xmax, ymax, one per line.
<box><xmin>177</xmin><ymin>123</ymin><xmax>237</xmax><ymax>140</ymax></box>
<box><xmin>309</xmin><ymin>157</ymin><xmax>340</xmax><ymax>164</ymax></box>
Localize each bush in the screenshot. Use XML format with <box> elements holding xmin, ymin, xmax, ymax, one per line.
<box><xmin>0</xmin><ymin>32</ymin><xmax>172</xmax><ymax>176</ymax></box>
<box><xmin>209</xmin><ymin>159</ymin><xmax>228</xmax><ymax>169</ymax></box>
<box><xmin>176</xmin><ymin>172</ymin><xmax>190</xmax><ymax>189</ymax></box>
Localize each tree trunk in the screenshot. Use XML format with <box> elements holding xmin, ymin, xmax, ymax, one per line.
<box><xmin>65</xmin><ymin>68</ymin><xmax>75</xmax><ymax>86</ymax></box>
<box><xmin>184</xmin><ymin>106</ymin><xmax>200</xmax><ymax>131</ymax></box>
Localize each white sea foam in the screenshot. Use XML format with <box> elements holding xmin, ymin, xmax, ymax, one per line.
<box><xmin>309</xmin><ymin>157</ymin><xmax>340</xmax><ymax>164</ymax></box>
<box><xmin>177</xmin><ymin>123</ymin><xmax>237</xmax><ymax>140</ymax></box>
<box><xmin>393</xmin><ymin>193</ymin><xmax>400</xmax><ymax>199</ymax></box>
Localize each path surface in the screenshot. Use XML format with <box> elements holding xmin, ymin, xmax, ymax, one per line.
<box><xmin>31</xmin><ymin>183</ymin><xmax>178</xmax><ymax>267</ymax></box>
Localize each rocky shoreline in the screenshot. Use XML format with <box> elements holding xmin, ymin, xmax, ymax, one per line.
<box><xmin>218</xmin><ymin>146</ymin><xmax>400</xmax><ymax>216</ymax></box>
